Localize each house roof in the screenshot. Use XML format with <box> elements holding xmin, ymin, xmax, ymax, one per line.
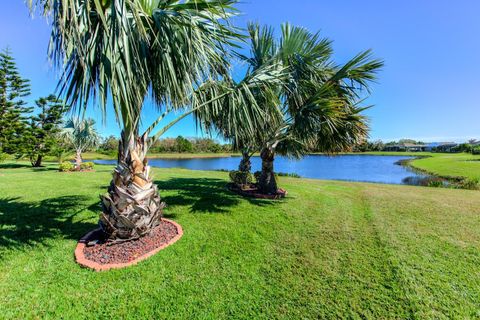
<box><xmin>425</xmin><ymin>142</ymin><xmax>457</xmax><ymax>147</ymax></box>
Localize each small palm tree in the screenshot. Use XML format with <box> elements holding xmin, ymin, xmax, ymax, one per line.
<box><xmin>61</xmin><ymin>117</ymin><xmax>100</xmax><ymax>170</ymax></box>
<box><xmin>201</xmin><ymin>23</ymin><xmax>383</xmax><ymax>194</ymax></box>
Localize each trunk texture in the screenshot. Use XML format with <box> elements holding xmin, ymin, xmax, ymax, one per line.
<box><xmin>258</xmin><ymin>147</ymin><xmax>278</xmax><ymax>194</ymax></box>
<box><xmin>99</xmin><ymin>131</ymin><xmax>165</xmax><ymax>241</ymax></box>
<box><xmin>32</xmin><ymin>155</ymin><xmax>43</xmax><ymax>167</ymax></box>
<box><xmin>238</xmin><ymin>150</ymin><xmax>251</xmax><ymax>173</ymax></box>
<box><xmin>75</xmin><ymin>149</ymin><xmax>82</xmax><ymax>170</ymax></box>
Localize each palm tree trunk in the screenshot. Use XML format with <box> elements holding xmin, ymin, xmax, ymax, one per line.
<box><xmin>238</xmin><ymin>150</ymin><xmax>251</xmax><ymax>174</ymax></box>
<box><xmin>99</xmin><ymin>131</ymin><xmax>164</xmax><ymax>241</ymax></box>
<box><xmin>258</xmin><ymin>147</ymin><xmax>278</xmax><ymax>194</ymax></box>
<box><xmin>75</xmin><ymin>149</ymin><xmax>82</xmax><ymax>170</ymax></box>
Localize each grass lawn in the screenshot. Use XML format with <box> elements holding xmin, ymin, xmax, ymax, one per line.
<box><xmin>363</xmin><ymin>152</ymin><xmax>480</xmax><ymax>180</ymax></box>
<box><xmin>1</xmin><ymin>163</ymin><xmax>480</xmax><ymax>318</ymax></box>
<box><xmin>409</xmin><ymin>153</ymin><xmax>480</xmax><ymax>180</ymax></box>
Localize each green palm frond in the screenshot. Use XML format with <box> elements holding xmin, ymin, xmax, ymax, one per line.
<box><xmin>31</xmin><ymin>0</ymin><xmax>242</xmax><ymax>138</ymax></box>
<box><xmin>61</xmin><ymin>117</ymin><xmax>101</xmax><ymax>152</ymax></box>
<box><xmin>220</xmin><ymin>22</ymin><xmax>383</xmax><ymax>157</ymax></box>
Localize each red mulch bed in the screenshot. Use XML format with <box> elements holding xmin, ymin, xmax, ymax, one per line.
<box><xmin>227</xmin><ymin>183</ymin><xmax>287</xmax><ymax>199</ymax></box>
<box><xmin>76</xmin><ymin>219</ymin><xmax>182</xmax><ymax>271</ymax></box>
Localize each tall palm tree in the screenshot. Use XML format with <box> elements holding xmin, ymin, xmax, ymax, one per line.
<box><xmin>31</xmin><ymin>0</ymin><xmax>272</xmax><ymax>240</ymax></box>
<box><xmin>202</xmin><ymin>23</ymin><xmax>383</xmax><ymax>194</ymax></box>
<box><xmin>61</xmin><ymin>117</ymin><xmax>100</xmax><ymax>169</ymax></box>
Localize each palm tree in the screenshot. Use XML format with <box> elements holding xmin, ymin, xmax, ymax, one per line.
<box><xmin>204</xmin><ymin>23</ymin><xmax>383</xmax><ymax>194</ymax></box>
<box><xmin>31</xmin><ymin>0</ymin><xmax>273</xmax><ymax>240</ymax></box>
<box><xmin>61</xmin><ymin>117</ymin><xmax>100</xmax><ymax>169</ymax></box>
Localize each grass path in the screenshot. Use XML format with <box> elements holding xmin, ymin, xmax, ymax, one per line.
<box><xmin>1</xmin><ymin>164</ymin><xmax>480</xmax><ymax>318</ymax></box>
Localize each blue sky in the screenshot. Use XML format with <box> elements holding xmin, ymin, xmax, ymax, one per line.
<box><xmin>1</xmin><ymin>0</ymin><xmax>479</xmax><ymax>142</ymax></box>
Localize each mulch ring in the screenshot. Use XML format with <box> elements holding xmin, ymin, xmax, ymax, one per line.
<box><xmin>227</xmin><ymin>183</ymin><xmax>287</xmax><ymax>199</ymax></box>
<box><xmin>75</xmin><ymin>219</ymin><xmax>183</xmax><ymax>271</ymax></box>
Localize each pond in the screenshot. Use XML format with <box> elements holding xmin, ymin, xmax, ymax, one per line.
<box><xmin>94</xmin><ymin>154</ymin><xmax>431</xmax><ymax>185</ymax></box>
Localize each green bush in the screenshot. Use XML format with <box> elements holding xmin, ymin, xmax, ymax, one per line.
<box><xmin>0</xmin><ymin>151</ymin><xmax>7</xmax><ymax>163</ymax></box>
<box><xmin>229</xmin><ymin>170</ymin><xmax>253</xmax><ymax>185</ymax></box>
<box><xmin>80</xmin><ymin>162</ymin><xmax>95</xmax><ymax>170</ymax></box>
<box><xmin>277</xmin><ymin>172</ymin><xmax>301</xmax><ymax>178</ymax></box>
<box><xmin>59</xmin><ymin>161</ymin><xmax>74</xmax><ymax>172</ymax></box>
<box><xmin>427</xmin><ymin>179</ymin><xmax>445</xmax><ymax>188</ymax></box>
<box><xmin>253</xmin><ymin>171</ymin><xmax>262</xmax><ymax>184</ymax></box>
<box><xmin>458</xmin><ymin>178</ymin><xmax>480</xmax><ymax>190</ymax></box>
<box><xmin>472</xmin><ymin>146</ymin><xmax>480</xmax><ymax>155</ymax></box>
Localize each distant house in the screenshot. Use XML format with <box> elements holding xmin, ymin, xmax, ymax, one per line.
<box><xmin>384</xmin><ymin>141</ymin><xmax>459</xmax><ymax>152</ymax></box>
<box><xmin>384</xmin><ymin>143</ymin><xmax>426</xmax><ymax>152</ymax></box>
<box><xmin>424</xmin><ymin>142</ymin><xmax>457</xmax><ymax>152</ymax></box>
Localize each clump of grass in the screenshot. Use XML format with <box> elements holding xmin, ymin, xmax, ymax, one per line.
<box><xmin>427</xmin><ymin>179</ymin><xmax>445</xmax><ymax>188</ymax></box>
<box><xmin>457</xmin><ymin>178</ymin><xmax>480</xmax><ymax>190</ymax></box>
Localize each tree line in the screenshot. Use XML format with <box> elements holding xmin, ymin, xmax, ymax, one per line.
<box><xmin>99</xmin><ymin>135</ymin><xmax>230</xmax><ymax>155</ymax></box>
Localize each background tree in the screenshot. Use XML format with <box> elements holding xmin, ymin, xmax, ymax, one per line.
<box><xmin>0</xmin><ymin>48</ymin><xmax>32</xmax><ymax>155</ymax></box>
<box><xmin>61</xmin><ymin>117</ymin><xmax>100</xmax><ymax>169</ymax></box>
<box><xmin>21</xmin><ymin>95</ymin><xmax>65</xmax><ymax>167</ymax></box>
<box><xmin>99</xmin><ymin>135</ymin><xmax>120</xmax><ymax>153</ymax></box>
<box><xmin>175</xmin><ymin>136</ymin><xmax>193</xmax><ymax>153</ymax></box>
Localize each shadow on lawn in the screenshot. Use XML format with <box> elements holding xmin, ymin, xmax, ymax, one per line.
<box><xmin>0</xmin><ymin>163</ymin><xmax>58</xmax><ymax>171</ymax></box>
<box><xmin>0</xmin><ymin>196</ymin><xmax>97</xmax><ymax>252</ymax></box>
<box><xmin>155</xmin><ymin>177</ymin><xmax>274</xmax><ymax>214</ymax></box>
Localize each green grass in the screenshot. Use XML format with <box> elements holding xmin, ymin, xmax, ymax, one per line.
<box><xmin>1</xmin><ymin>163</ymin><xmax>480</xmax><ymax>318</ymax></box>
<box><xmin>409</xmin><ymin>153</ymin><xmax>480</xmax><ymax>180</ymax></box>
<box><xmin>362</xmin><ymin>152</ymin><xmax>480</xmax><ymax>180</ymax></box>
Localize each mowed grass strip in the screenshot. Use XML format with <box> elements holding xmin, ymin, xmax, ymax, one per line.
<box><xmin>1</xmin><ymin>163</ymin><xmax>480</xmax><ymax>318</ymax></box>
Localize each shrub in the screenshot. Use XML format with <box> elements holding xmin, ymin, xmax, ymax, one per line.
<box><xmin>472</xmin><ymin>146</ymin><xmax>480</xmax><ymax>155</ymax></box>
<box><xmin>277</xmin><ymin>172</ymin><xmax>301</xmax><ymax>178</ymax></box>
<box><xmin>0</xmin><ymin>151</ymin><xmax>7</xmax><ymax>163</ymax></box>
<box><xmin>458</xmin><ymin>178</ymin><xmax>480</xmax><ymax>190</ymax></box>
<box><xmin>254</xmin><ymin>171</ymin><xmax>261</xmax><ymax>184</ymax></box>
<box><xmin>80</xmin><ymin>162</ymin><xmax>95</xmax><ymax>170</ymax></box>
<box><xmin>59</xmin><ymin>161</ymin><xmax>74</xmax><ymax>172</ymax></box>
<box><xmin>427</xmin><ymin>179</ymin><xmax>445</xmax><ymax>188</ymax></box>
<box><xmin>229</xmin><ymin>170</ymin><xmax>253</xmax><ymax>185</ymax></box>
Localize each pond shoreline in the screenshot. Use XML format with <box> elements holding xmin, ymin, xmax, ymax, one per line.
<box><xmin>93</xmin><ymin>154</ymin><xmax>426</xmax><ymax>186</ymax></box>
<box><xmin>397</xmin><ymin>156</ymin><xmax>479</xmax><ymax>189</ymax></box>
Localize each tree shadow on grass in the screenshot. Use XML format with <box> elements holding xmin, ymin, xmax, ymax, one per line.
<box><xmin>0</xmin><ymin>163</ymin><xmax>30</xmax><ymax>169</ymax></box>
<box><xmin>155</xmin><ymin>177</ymin><xmax>275</xmax><ymax>214</ymax></box>
<box><xmin>0</xmin><ymin>163</ymin><xmax>58</xmax><ymax>171</ymax></box>
<box><xmin>0</xmin><ymin>196</ymin><xmax>98</xmax><ymax>254</ymax></box>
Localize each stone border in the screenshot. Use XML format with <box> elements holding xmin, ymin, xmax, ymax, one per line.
<box><xmin>74</xmin><ymin>219</ymin><xmax>183</xmax><ymax>272</ymax></box>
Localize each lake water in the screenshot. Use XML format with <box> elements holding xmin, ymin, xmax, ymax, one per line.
<box><xmin>94</xmin><ymin>155</ymin><xmax>429</xmax><ymax>185</ymax></box>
